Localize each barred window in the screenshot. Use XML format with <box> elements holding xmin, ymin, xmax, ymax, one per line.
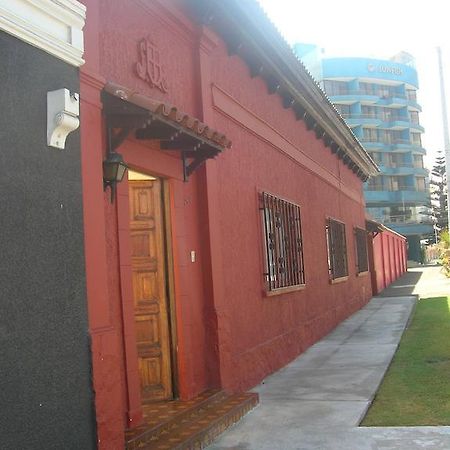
<box><xmin>260</xmin><ymin>192</ymin><xmax>305</xmax><ymax>291</ymax></box>
<box><xmin>355</xmin><ymin>227</ymin><xmax>369</xmax><ymax>273</ymax></box>
<box><xmin>326</xmin><ymin>218</ymin><xmax>348</xmax><ymax>280</ymax></box>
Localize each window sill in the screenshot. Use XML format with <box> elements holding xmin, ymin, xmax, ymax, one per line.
<box><xmin>330</xmin><ymin>276</ymin><xmax>348</xmax><ymax>285</ymax></box>
<box><xmin>357</xmin><ymin>270</ymin><xmax>369</xmax><ymax>277</ymax></box>
<box><xmin>265</xmin><ymin>284</ymin><xmax>306</xmax><ymax>297</ymax></box>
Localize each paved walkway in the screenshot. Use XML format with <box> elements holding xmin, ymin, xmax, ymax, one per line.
<box><xmin>208</xmin><ymin>266</ymin><xmax>450</xmax><ymax>449</ymax></box>
<box><xmin>380</xmin><ymin>264</ymin><xmax>450</xmax><ymax>298</ymax></box>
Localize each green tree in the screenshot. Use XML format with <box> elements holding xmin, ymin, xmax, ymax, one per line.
<box><xmin>429</xmin><ymin>150</ymin><xmax>448</xmax><ymax>232</ymax></box>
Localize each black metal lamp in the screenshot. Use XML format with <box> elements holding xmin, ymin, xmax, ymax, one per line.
<box><xmin>103</xmin><ymin>151</ymin><xmax>128</xmax><ymax>203</ymax></box>
<box><xmin>103</xmin><ymin>123</ymin><xmax>128</xmax><ymax>203</ymax></box>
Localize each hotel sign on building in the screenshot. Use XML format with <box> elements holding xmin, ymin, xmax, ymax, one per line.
<box><xmin>320</xmin><ymin>57</ymin><xmax>419</xmax><ymax>87</ymax></box>
<box><xmin>367</xmin><ymin>63</ymin><xmax>403</xmax><ymax>76</ymax></box>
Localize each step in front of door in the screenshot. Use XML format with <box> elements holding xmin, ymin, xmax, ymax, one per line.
<box><xmin>126</xmin><ymin>391</ymin><xmax>258</xmax><ymax>450</ymax></box>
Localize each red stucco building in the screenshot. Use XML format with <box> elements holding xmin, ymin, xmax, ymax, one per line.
<box><xmin>77</xmin><ymin>0</ymin><xmax>405</xmax><ymax>448</ymax></box>
<box><xmin>0</xmin><ymin>1</ymin><xmax>410</xmax><ymax>449</ymax></box>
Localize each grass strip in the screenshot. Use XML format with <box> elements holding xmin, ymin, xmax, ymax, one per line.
<box><xmin>362</xmin><ymin>296</ymin><xmax>450</xmax><ymax>426</ymax></box>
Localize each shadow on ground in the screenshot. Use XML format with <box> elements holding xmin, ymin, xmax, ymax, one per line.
<box><xmin>378</xmin><ymin>270</ymin><xmax>424</xmax><ymax>297</ymax></box>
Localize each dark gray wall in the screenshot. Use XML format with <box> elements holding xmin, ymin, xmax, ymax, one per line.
<box><xmin>0</xmin><ymin>32</ymin><xmax>96</xmax><ymax>449</ymax></box>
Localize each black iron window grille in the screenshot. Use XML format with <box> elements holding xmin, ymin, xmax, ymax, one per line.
<box><xmin>355</xmin><ymin>227</ymin><xmax>369</xmax><ymax>273</ymax></box>
<box><xmin>260</xmin><ymin>192</ymin><xmax>305</xmax><ymax>291</ymax></box>
<box><xmin>326</xmin><ymin>218</ymin><xmax>348</xmax><ymax>280</ymax></box>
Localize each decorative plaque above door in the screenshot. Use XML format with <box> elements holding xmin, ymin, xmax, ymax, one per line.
<box><xmin>135</xmin><ymin>38</ymin><xmax>168</xmax><ymax>93</ymax></box>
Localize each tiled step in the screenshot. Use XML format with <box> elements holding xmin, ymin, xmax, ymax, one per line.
<box><xmin>126</xmin><ymin>391</ymin><xmax>258</xmax><ymax>450</ymax></box>
<box><xmin>126</xmin><ymin>390</ymin><xmax>228</xmax><ymax>447</ymax></box>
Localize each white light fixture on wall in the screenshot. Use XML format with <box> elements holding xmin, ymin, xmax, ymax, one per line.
<box><xmin>47</xmin><ymin>88</ymin><xmax>80</xmax><ymax>150</ymax></box>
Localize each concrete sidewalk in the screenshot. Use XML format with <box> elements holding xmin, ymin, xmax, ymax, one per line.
<box><xmin>208</xmin><ymin>267</ymin><xmax>450</xmax><ymax>449</ymax></box>
<box><xmin>380</xmin><ymin>265</ymin><xmax>450</xmax><ymax>299</ymax></box>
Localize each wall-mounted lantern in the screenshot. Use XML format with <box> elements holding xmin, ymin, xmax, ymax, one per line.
<box><xmin>103</xmin><ymin>125</ymin><xmax>128</xmax><ymax>203</ymax></box>
<box><xmin>103</xmin><ymin>151</ymin><xmax>127</xmax><ymax>203</ymax></box>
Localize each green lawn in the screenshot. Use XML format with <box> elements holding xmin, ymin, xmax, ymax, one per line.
<box><xmin>362</xmin><ymin>296</ymin><xmax>450</xmax><ymax>426</ymax></box>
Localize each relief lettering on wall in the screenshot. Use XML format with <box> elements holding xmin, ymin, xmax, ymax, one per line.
<box><xmin>135</xmin><ymin>38</ymin><xmax>168</xmax><ymax>93</ymax></box>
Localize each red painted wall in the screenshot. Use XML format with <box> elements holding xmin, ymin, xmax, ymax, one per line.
<box><xmin>372</xmin><ymin>228</ymin><xmax>407</xmax><ymax>295</ymax></box>
<box><xmin>205</xmin><ymin>40</ymin><xmax>371</xmax><ymax>391</ymax></box>
<box><xmin>79</xmin><ymin>1</ymin><xmax>378</xmax><ymax>448</ymax></box>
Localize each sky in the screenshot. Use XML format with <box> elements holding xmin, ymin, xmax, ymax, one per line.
<box><xmin>257</xmin><ymin>0</ymin><xmax>450</xmax><ymax>169</ymax></box>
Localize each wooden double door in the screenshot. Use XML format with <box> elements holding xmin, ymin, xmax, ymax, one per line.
<box><xmin>129</xmin><ymin>177</ymin><xmax>174</xmax><ymax>403</ymax></box>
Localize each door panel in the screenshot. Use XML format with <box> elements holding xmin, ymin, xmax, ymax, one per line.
<box><xmin>129</xmin><ymin>179</ymin><xmax>172</xmax><ymax>402</ymax></box>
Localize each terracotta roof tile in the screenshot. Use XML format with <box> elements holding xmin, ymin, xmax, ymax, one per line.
<box><xmin>105</xmin><ymin>82</ymin><xmax>232</xmax><ymax>150</ymax></box>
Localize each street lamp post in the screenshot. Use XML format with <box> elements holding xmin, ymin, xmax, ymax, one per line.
<box><xmin>437</xmin><ymin>47</ymin><xmax>450</xmax><ymax>231</ymax></box>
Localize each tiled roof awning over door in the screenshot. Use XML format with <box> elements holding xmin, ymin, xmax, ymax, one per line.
<box><xmin>102</xmin><ymin>82</ymin><xmax>232</xmax><ymax>180</ymax></box>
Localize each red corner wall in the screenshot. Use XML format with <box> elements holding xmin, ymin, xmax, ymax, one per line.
<box><xmin>372</xmin><ymin>228</ymin><xmax>407</xmax><ymax>295</ymax></box>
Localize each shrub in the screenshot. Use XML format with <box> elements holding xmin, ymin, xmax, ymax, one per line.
<box><xmin>439</xmin><ymin>230</ymin><xmax>450</xmax><ymax>277</ymax></box>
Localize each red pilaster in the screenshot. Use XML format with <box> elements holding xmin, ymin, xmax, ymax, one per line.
<box><xmin>80</xmin><ymin>1</ymin><xmax>128</xmax><ymax>448</ymax></box>
<box><xmin>196</xmin><ymin>26</ymin><xmax>232</xmax><ymax>391</ymax></box>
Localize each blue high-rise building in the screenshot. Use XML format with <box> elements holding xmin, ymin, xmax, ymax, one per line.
<box><xmin>295</xmin><ymin>46</ymin><xmax>433</xmax><ymax>261</ymax></box>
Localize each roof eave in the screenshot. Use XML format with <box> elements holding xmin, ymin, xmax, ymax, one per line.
<box><xmin>187</xmin><ymin>0</ymin><xmax>379</xmax><ymax>178</ymax></box>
